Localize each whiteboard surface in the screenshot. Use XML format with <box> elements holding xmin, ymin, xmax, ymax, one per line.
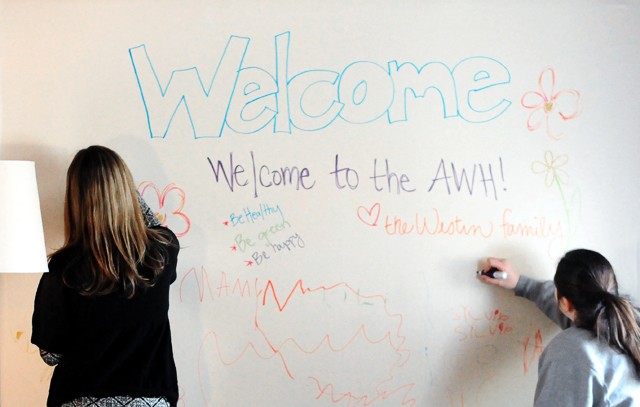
<box><xmin>1</xmin><ymin>1</ymin><xmax>639</xmax><ymax>406</ymax></box>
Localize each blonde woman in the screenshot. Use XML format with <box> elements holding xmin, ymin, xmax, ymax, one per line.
<box><xmin>32</xmin><ymin>145</ymin><xmax>180</xmax><ymax>407</ymax></box>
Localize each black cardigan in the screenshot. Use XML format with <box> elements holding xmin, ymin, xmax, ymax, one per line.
<box><xmin>31</xmin><ymin>227</ymin><xmax>180</xmax><ymax>407</ymax></box>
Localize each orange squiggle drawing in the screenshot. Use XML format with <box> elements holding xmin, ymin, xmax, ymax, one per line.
<box><xmin>520</xmin><ymin>328</ymin><xmax>545</xmax><ymax>374</ymax></box>
<box><xmin>138</xmin><ymin>181</ymin><xmax>191</xmax><ymax>237</ymax></box>
<box><xmin>258</xmin><ymin>280</ymin><xmax>409</xmax><ymax>361</ymax></box>
<box><xmin>310</xmin><ymin>378</ymin><xmax>416</xmax><ymax>406</ymax></box>
<box><xmin>260</xmin><ymin>280</ymin><xmax>412</xmax><ymax>405</ymax></box>
<box><xmin>521</xmin><ymin>67</ymin><xmax>581</xmax><ymax>140</ymax></box>
<box><xmin>194</xmin><ymin>276</ymin><xmax>414</xmax><ymax>406</ymax></box>
<box><xmin>197</xmin><ymin>330</ymin><xmax>293</xmax><ymax>405</ymax></box>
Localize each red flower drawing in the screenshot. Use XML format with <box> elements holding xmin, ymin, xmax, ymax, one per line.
<box><xmin>521</xmin><ymin>67</ymin><xmax>581</xmax><ymax>140</ymax></box>
<box><xmin>138</xmin><ymin>181</ymin><xmax>191</xmax><ymax>237</ymax></box>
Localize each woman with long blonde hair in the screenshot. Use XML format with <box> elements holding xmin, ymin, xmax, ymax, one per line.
<box><xmin>32</xmin><ymin>145</ymin><xmax>180</xmax><ymax>407</ymax></box>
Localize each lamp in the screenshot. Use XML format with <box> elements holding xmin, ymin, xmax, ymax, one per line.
<box><xmin>0</xmin><ymin>161</ymin><xmax>48</xmax><ymax>273</ymax></box>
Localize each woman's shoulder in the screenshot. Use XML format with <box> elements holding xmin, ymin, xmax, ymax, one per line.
<box><xmin>149</xmin><ymin>226</ymin><xmax>180</xmax><ymax>260</ymax></box>
<box><xmin>545</xmin><ymin>327</ymin><xmax>623</xmax><ymax>369</ymax></box>
<box><xmin>36</xmin><ymin>249</ymin><xmax>78</xmax><ymax>295</ymax></box>
<box><xmin>545</xmin><ymin>327</ymin><xmax>592</xmax><ymax>357</ymax></box>
<box><xmin>150</xmin><ymin>224</ymin><xmax>177</xmax><ymax>238</ymax></box>
<box><xmin>548</xmin><ymin>326</ymin><xmax>594</xmax><ymax>346</ymax></box>
<box><xmin>150</xmin><ymin>225</ymin><xmax>179</xmax><ymax>245</ymax></box>
<box><xmin>538</xmin><ymin>328</ymin><xmax>640</xmax><ymax>405</ymax></box>
<box><xmin>47</xmin><ymin>247</ymin><xmax>78</xmax><ymax>274</ymax></box>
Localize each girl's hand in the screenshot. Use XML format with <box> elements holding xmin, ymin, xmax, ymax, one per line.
<box><xmin>478</xmin><ymin>257</ymin><xmax>520</xmax><ymax>290</ymax></box>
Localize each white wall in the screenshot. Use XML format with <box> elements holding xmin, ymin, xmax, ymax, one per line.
<box><xmin>1</xmin><ymin>1</ymin><xmax>639</xmax><ymax>405</ymax></box>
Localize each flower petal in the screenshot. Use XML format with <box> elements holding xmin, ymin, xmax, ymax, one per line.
<box><xmin>543</xmin><ymin>150</ymin><xmax>555</xmax><ymax>166</ymax></box>
<box><xmin>538</xmin><ymin>67</ymin><xmax>556</xmax><ymax>100</ymax></box>
<box><xmin>527</xmin><ymin>107</ymin><xmax>545</xmax><ymax>131</ymax></box>
<box><xmin>544</xmin><ymin>114</ymin><xmax>565</xmax><ymax>141</ymax></box>
<box><xmin>554</xmin><ymin>89</ymin><xmax>582</xmax><ymax>120</ymax></box>
<box><xmin>521</xmin><ymin>91</ymin><xmax>545</xmax><ymax>109</ymax></box>
<box><xmin>544</xmin><ymin>170</ymin><xmax>556</xmax><ymax>187</ymax></box>
<box><xmin>551</xmin><ymin>153</ymin><xmax>568</xmax><ymax>168</ymax></box>
<box><xmin>531</xmin><ymin>160</ymin><xmax>548</xmax><ymax>174</ymax></box>
<box><xmin>158</xmin><ymin>184</ymin><xmax>191</xmax><ymax>237</ymax></box>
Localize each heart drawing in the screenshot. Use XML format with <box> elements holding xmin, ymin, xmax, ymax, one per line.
<box><xmin>357</xmin><ymin>203</ymin><xmax>381</xmax><ymax>227</ymax></box>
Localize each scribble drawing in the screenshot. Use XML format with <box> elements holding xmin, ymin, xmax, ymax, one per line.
<box><xmin>453</xmin><ymin>307</ymin><xmax>513</xmax><ymax>342</ymax></box>
<box><xmin>521</xmin><ymin>67</ymin><xmax>581</xmax><ymax>140</ymax></box>
<box><xmin>310</xmin><ymin>379</ymin><xmax>416</xmax><ymax>406</ymax></box>
<box><xmin>138</xmin><ymin>181</ymin><xmax>191</xmax><ymax>237</ymax></box>
<box><xmin>195</xmin><ymin>278</ymin><xmax>415</xmax><ymax>406</ymax></box>
<box><xmin>531</xmin><ymin>151</ymin><xmax>581</xmax><ymax>249</ymax></box>
<box><xmin>520</xmin><ymin>327</ymin><xmax>545</xmax><ymax>374</ymax></box>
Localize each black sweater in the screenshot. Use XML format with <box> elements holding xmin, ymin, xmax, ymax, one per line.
<box><xmin>31</xmin><ymin>226</ymin><xmax>180</xmax><ymax>407</ymax></box>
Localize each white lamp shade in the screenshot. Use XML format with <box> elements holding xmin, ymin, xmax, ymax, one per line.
<box><xmin>0</xmin><ymin>161</ymin><xmax>48</xmax><ymax>273</ymax></box>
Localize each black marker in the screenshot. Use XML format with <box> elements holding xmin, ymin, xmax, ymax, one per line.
<box><xmin>476</xmin><ymin>267</ymin><xmax>508</xmax><ymax>280</ymax></box>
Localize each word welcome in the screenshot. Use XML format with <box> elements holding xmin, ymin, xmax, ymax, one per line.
<box><xmin>208</xmin><ymin>152</ymin><xmax>315</xmax><ymax>198</ymax></box>
<box><xmin>129</xmin><ymin>32</ymin><xmax>512</xmax><ymax>138</ymax></box>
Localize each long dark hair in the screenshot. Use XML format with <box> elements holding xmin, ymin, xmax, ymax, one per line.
<box><xmin>554</xmin><ymin>249</ymin><xmax>640</xmax><ymax>375</ymax></box>
<box><xmin>55</xmin><ymin>145</ymin><xmax>170</xmax><ymax>298</ymax></box>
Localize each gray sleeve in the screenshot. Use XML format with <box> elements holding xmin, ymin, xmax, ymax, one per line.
<box><xmin>534</xmin><ymin>332</ymin><xmax>604</xmax><ymax>407</ymax></box>
<box><xmin>137</xmin><ymin>191</ymin><xmax>161</xmax><ymax>227</ymax></box>
<box><xmin>515</xmin><ymin>276</ymin><xmax>572</xmax><ymax>329</ymax></box>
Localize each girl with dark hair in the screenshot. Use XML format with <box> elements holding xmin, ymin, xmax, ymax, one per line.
<box><xmin>31</xmin><ymin>146</ymin><xmax>180</xmax><ymax>407</ymax></box>
<box><xmin>479</xmin><ymin>249</ymin><xmax>640</xmax><ymax>406</ymax></box>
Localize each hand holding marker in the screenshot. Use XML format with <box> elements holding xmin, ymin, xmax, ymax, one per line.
<box><xmin>477</xmin><ymin>267</ymin><xmax>508</xmax><ymax>280</ymax></box>
<box><xmin>477</xmin><ymin>258</ymin><xmax>520</xmax><ymax>290</ymax></box>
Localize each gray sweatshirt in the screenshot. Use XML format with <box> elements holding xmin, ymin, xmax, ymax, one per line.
<box><xmin>515</xmin><ymin>276</ymin><xmax>640</xmax><ymax>406</ymax></box>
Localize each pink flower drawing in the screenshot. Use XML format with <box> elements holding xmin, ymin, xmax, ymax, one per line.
<box><xmin>138</xmin><ymin>181</ymin><xmax>191</xmax><ymax>237</ymax></box>
<box><xmin>521</xmin><ymin>67</ymin><xmax>581</xmax><ymax>140</ymax></box>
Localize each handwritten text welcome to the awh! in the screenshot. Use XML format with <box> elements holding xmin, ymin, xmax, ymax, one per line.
<box><xmin>129</xmin><ymin>32</ymin><xmax>512</xmax><ymax>138</ymax></box>
<box><xmin>207</xmin><ymin>152</ymin><xmax>507</xmax><ymax>200</ymax></box>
